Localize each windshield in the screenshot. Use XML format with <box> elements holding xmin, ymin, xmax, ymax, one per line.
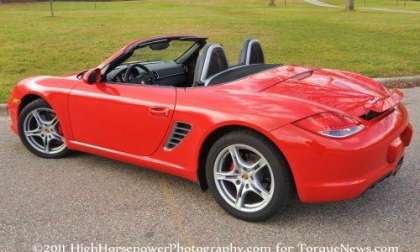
<box><xmin>123</xmin><ymin>40</ymin><xmax>196</xmax><ymax>64</ymax></box>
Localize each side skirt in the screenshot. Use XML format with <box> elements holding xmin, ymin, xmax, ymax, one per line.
<box><xmin>67</xmin><ymin>140</ymin><xmax>196</xmax><ymax>181</ymax></box>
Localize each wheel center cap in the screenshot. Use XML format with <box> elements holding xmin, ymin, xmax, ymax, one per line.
<box><xmin>241</xmin><ymin>173</ymin><xmax>249</xmax><ymax>180</ymax></box>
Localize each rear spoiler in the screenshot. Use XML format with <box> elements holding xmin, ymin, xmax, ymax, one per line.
<box><xmin>365</xmin><ymin>89</ymin><xmax>403</xmax><ymax>112</ymax></box>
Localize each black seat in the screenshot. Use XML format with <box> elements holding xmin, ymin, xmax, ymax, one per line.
<box><xmin>193</xmin><ymin>44</ymin><xmax>229</xmax><ymax>86</ymax></box>
<box><xmin>238</xmin><ymin>39</ymin><xmax>265</xmax><ymax>65</ymax></box>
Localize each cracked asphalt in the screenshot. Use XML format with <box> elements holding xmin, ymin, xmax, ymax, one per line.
<box><xmin>0</xmin><ymin>88</ymin><xmax>419</xmax><ymax>252</ymax></box>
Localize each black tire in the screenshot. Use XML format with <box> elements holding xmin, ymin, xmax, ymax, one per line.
<box><xmin>205</xmin><ymin>130</ymin><xmax>292</xmax><ymax>221</ymax></box>
<box><xmin>18</xmin><ymin>99</ymin><xmax>70</xmax><ymax>158</ymax></box>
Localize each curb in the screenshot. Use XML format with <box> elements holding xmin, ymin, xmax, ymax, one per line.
<box><xmin>0</xmin><ymin>104</ymin><xmax>6</xmax><ymax>116</ymax></box>
<box><xmin>0</xmin><ymin>75</ymin><xmax>419</xmax><ymax>114</ymax></box>
<box><xmin>374</xmin><ymin>75</ymin><xmax>420</xmax><ymax>89</ymax></box>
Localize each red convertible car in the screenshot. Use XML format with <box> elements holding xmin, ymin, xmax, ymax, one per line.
<box><xmin>7</xmin><ymin>35</ymin><xmax>413</xmax><ymax>221</ymax></box>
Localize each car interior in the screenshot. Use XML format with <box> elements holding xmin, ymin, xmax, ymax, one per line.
<box><xmin>104</xmin><ymin>37</ymin><xmax>279</xmax><ymax>87</ymax></box>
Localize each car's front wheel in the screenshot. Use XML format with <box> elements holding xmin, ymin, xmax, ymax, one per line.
<box><xmin>206</xmin><ymin>130</ymin><xmax>292</xmax><ymax>221</ymax></box>
<box><xmin>18</xmin><ymin>99</ymin><xmax>69</xmax><ymax>158</ymax></box>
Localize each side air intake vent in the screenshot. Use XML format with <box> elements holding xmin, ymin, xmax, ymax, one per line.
<box><xmin>165</xmin><ymin>122</ymin><xmax>192</xmax><ymax>150</ymax></box>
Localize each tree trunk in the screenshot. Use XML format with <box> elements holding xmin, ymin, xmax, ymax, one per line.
<box><xmin>346</xmin><ymin>0</ymin><xmax>355</xmax><ymax>11</ymax></box>
<box><xmin>49</xmin><ymin>0</ymin><xmax>54</xmax><ymax>17</ymax></box>
<box><xmin>269</xmin><ymin>0</ymin><xmax>276</xmax><ymax>6</ymax></box>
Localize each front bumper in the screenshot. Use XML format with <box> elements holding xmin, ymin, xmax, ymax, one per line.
<box><xmin>7</xmin><ymin>98</ymin><xmax>19</xmax><ymax>135</ymax></box>
<box><xmin>271</xmin><ymin>104</ymin><xmax>413</xmax><ymax>203</ymax></box>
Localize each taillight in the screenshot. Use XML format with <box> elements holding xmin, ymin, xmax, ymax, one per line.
<box><xmin>294</xmin><ymin>112</ymin><xmax>364</xmax><ymax>138</ymax></box>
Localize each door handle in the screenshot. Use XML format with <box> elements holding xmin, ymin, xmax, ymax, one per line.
<box><xmin>148</xmin><ymin>106</ymin><xmax>170</xmax><ymax>117</ymax></box>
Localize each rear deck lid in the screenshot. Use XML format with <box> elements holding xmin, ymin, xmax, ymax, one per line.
<box><xmin>263</xmin><ymin>66</ymin><xmax>402</xmax><ymax>117</ymax></box>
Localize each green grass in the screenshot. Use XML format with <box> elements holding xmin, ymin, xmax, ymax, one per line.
<box><xmin>1</xmin><ymin>0</ymin><xmax>420</xmax><ymax>102</ymax></box>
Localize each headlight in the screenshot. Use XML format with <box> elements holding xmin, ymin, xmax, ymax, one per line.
<box><xmin>293</xmin><ymin>112</ymin><xmax>364</xmax><ymax>139</ymax></box>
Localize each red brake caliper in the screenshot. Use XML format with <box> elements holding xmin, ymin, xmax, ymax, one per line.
<box><xmin>228</xmin><ymin>161</ymin><xmax>235</xmax><ymax>172</ymax></box>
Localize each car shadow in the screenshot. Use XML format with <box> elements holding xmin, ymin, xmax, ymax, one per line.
<box><xmin>63</xmin><ymin>150</ymin><xmax>416</xmax><ymax>227</ymax></box>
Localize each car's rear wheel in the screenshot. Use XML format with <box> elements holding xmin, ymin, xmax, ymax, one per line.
<box><xmin>19</xmin><ymin>99</ymin><xmax>70</xmax><ymax>158</ymax></box>
<box><xmin>206</xmin><ymin>130</ymin><xmax>292</xmax><ymax>221</ymax></box>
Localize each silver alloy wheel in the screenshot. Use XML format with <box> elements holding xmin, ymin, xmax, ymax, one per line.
<box><xmin>213</xmin><ymin>144</ymin><xmax>275</xmax><ymax>213</ymax></box>
<box><xmin>22</xmin><ymin>108</ymin><xmax>66</xmax><ymax>155</ymax></box>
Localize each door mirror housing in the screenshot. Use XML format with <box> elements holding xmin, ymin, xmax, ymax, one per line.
<box><xmin>82</xmin><ymin>68</ymin><xmax>102</xmax><ymax>84</ymax></box>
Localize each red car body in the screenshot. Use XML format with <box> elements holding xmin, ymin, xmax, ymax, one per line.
<box><xmin>7</xmin><ymin>36</ymin><xmax>413</xmax><ymax>204</ymax></box>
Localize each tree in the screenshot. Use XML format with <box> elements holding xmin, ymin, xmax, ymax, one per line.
<box><xmin>269</xmin><ymin>0</ymin><xmax>276</xmax><ymax>6</ymax></box>
<box><xmin>346</xmin><ymin>0</ymin><xmax>355</xmax><ymax>11</ymax></box>
<box><xmin>49</xmin><ymin>0</ymin><xmax>54</xmax><ymax>17</ymax></box>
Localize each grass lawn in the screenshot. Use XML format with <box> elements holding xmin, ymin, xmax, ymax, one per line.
<box><xmin>1</xmin><ymin>0</ymin><xmax>420</xmax><ymax>102</ymax></box>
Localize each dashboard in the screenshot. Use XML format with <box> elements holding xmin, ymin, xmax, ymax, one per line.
<box><xmin>106</xmin><ymin>60</ymin><xmax>187</xmax><ymax>86</ymax></box>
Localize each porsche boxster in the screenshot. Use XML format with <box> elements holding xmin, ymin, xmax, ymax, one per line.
<box><xmin>7</xmin><ymin>35</ymin><xmax>413</xmax><ymax>221</ymax></box>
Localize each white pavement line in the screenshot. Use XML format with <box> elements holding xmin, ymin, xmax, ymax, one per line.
<box><xmin>158</xmin><ymin>178</ymin><xmax>194</xmax><ymax>246</ymax></box>
<box><xmin>303</xmin><ymin>0</ymin><xmax>338</xmax><ymax>8</ymax></box>
<box><xmin>303</xmin><ymin>0</ymin><xmax>420</xmax><ymax>13</ymax></box>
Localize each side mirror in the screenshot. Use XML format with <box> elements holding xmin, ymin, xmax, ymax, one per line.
<box><xmin>82</xmin><ymin>68</ymin><xmax>102</xmax><ymax>84</ymax></box>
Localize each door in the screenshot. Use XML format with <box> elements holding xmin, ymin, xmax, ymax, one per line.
<box><xmin>68</xmin><ymin>81</ymin><xmax>176</xmax><ymax>156</ymax></box>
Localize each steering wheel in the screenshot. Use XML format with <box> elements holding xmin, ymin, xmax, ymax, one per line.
<box><xmin>123</xmin><ymin>64</ymin><xmax>156</xmax><ymax>84</ymax></box>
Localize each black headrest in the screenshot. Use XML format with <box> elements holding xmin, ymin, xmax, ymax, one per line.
<box><xmin>239</xmin><ymin>39</ymin><xmax>264</xmax><ymax>65</ymax></box>
<box><xmin>193</xmin><ymin>44</ymin><xmax>228</xmax><ymax>86</ymax></box>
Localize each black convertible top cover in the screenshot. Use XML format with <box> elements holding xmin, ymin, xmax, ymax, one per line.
<box><xmin>207</xmin><ymin>64</ymin><xmax>279</xmax><ymax>86</ymax></box>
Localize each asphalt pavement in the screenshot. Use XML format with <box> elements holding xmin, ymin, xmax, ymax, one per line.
<box><xmin>0</xmin><ymin>88</ymin><xmax>419</xmax><ymax>252</ymax></box>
